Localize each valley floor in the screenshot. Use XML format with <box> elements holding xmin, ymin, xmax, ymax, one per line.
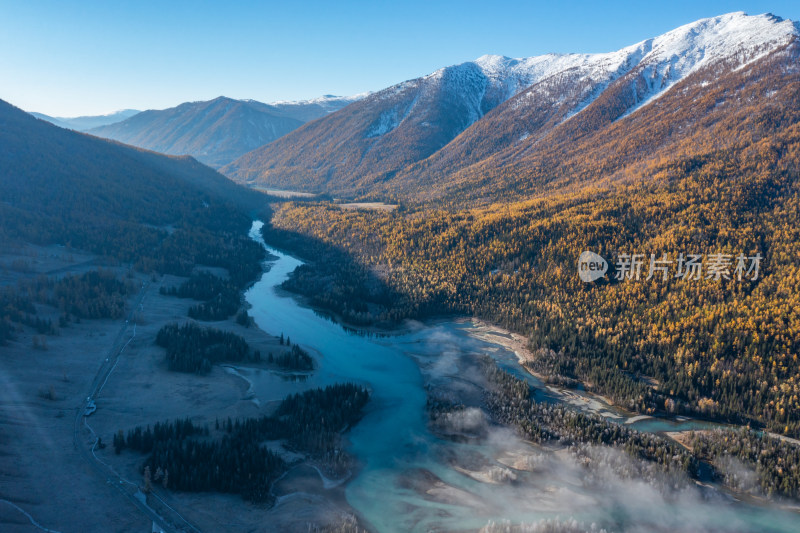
<box><xmin>0</xmin><ymin>245</ymin><xmax>359</xmax><ymax>533</ymax></box>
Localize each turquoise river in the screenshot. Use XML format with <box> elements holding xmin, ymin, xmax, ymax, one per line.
<box><xmin>243</xmin><ymin>221</ymin><xmax>799</xmax><ymax>533</ymax></box>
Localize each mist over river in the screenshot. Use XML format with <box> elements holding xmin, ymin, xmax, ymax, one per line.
<box><xmin>244</xmin><ymin>222</ymin><xmax>799</xmax><ymax>533</ymax></box>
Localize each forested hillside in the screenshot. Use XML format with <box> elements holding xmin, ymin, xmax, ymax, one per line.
<box><xmin>264</xmin><ymin>122</ymin><xmax>800</xmax><ymax>436</ymax></box>
<box><xmin>0</xmin><ymin>98</ymin><xmax>265</xmax><ymax>250</ymax></box>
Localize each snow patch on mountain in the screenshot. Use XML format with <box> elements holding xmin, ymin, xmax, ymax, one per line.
<box><xmin>368</xmin><ymin>110</ymin><xmax>402</xmax><ymax>137</ymax></box>
<box><xmin>618</xmin><ymin>12</ymin><xmax>798</xmax><ymax>118</ymax></box>
<box><xmin>367</xmin><ymin>91</ymin><xmax>421</xmax><ymax>138</ymax></box>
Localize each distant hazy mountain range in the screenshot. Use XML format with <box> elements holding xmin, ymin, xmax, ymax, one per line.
<box><xmin>222</xmin><ymin>12</ymin><xmax>800</xmax><ymax>205</ymax></box>
<box><xmin>31</xmin><ymin>109</ymin><xmax>140</xmax><ymax>131</ymax></box>
<box><xmin>84</xmin><ymin>95</ymin><xmax>363</xmax><ymax>168</ymax></box>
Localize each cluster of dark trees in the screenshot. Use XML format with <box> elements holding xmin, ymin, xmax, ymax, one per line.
<box><xmin>138</xmin><ymin>224</ymin><xmax>265</xmax><ymax>287</ymax></box>
<box><xmin>235</xmin><ymin>309</ymin><xmax>253</xmax><ymax>327</ymax></box>
<box><xmin>274</xmin><ymin>344</ymin><xmax>314</xmax><ymax>371</ymax></box>
<box><xmin>169</xmin><ymin>222</ymin><xmax>263</xmax><ymax>285</ymax></box>
<box><xmin>523</xmin><ymin>348</ymin><xmax>583</xmax><ymax>389</ymax></box>
<box><xmin>155</xmin><ymin>223</ymin><xmax>272</xmax><ymax>325</ymax></box>
<box><xmin>280</xmin><ymin>263</ymin><xmax>395</xmax><ymax>326</ymax></box>
<box><xmin>27</xmin><ymin>269</ymin><xmax>134</xmax><ymax>320</ymax></box>
<box><xmin>1</xmin><ymin>269</ymin><xmax>137</xmax><ymax>344</ymax></box>
<box><xmin>0</xmin><ymin>213</ymin><xmax>265</xmax><ymax>342</ymax></box>
<box><xmin>262</xmin><ymin>224</ymin><xmax>399</xmax><ymax>327</ymax></box>
<box><xmin>114</xmin><ymin>384</ymin><xmax>369</xmax><ymax>501</ymax></box>
<box><xmin>689</xmin><ymin>428</ymin><xmax>800</xmax><ymax>499</ymax></box>
<box><xmin>155</xmin><ymin>322</ymin><xmax>316</xmax><ymax>374</ymax></box>
<box><xmin>160</xmin><ymin>270</ymin><xmax>233</xmax><ymax>301</ymax></box>
<box><xmin>425</xmin><ymin>394</ymin><xmax>486</xmax><ymax>438</ymax></box>
<box><xmin>275</xmin><ymin>384</ymin><xmax>369</xmax><ymax>454</ymax></box>
<box><xmin>114</xmin><ymin>417</ymin><xmax>206</xmax><ymax>453</ymax></box>
<box><xmin>147</xmin><ymin>437</ymin><xmax>284</xmax><ymax>502</ymax></box>
<box><xmin>117</xmin><ymin>417</ymin><xmax>283</xmax><ymax>502</ymax></box>
<box><xmin>155</xmin><ymin>322</ymin><xmax>256</xmax><ymax>373</ymax></box>
<box><xmin>0</xmin><ymin>287</ymin><xmax>51</xmax><ymax>344</ymax></box>
<box><xmin>160</xmin><ymin>271</ymin><xmax>242</xmax><ymax>321</ymax></box>
<box><xmin>480</xmin><ymin>358</ymin><xmax>698</xmax><ymax>476</ymax></box>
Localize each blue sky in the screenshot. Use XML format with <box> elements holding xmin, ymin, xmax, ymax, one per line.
<box><xmin>1</xmin><ymin>0</ymin><xmax>798</xmax><ymax>116</ymax></box>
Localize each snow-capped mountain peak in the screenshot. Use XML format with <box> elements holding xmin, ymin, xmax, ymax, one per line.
<box><xmin>612</xmin><ymin>12</ymin><xmax>799</xmax><ymax>114</ymax></box>
<box><xmin>268</xmin><ymin>92</ymin><xmax>370</xmax><ymax>109</ymax></box>
<box><xmin>642</xmin><ymin>12</ymin><xmax>795</xmax><ymax>64</ymax></box>
<box><xmin>462</xmin><ymin>12</ymin><xmax>797</xmax><ymax>115</ymax></box>
<box><xmin>418</xmin><ymin>11</ymin><xmax>799</xmax><ymax>127</ymax></box>
<box><xmin>226</xmin><ymin>11</ymin><xmax>800</xmax><ymax>200</ymax></box>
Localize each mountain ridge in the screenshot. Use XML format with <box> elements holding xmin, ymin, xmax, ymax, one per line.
<box><xmin>222</xmin><ymin>12</ymin><xmax>799</xmax><ymax>204</ymax></box>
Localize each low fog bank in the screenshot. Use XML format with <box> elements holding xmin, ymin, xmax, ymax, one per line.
<box><xmin>411</xmin><ymin>326</ymin><xmax>798</xmax><ymax>532</ymax></box>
